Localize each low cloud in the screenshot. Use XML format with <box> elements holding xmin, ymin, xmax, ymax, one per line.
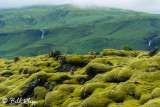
<box><xmin>0</xmin><ymin>0</ymin><xmax>160</xmax><ymax>14</ymax></box>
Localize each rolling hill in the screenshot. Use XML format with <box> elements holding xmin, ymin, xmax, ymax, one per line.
<box><xmin>0</xmin><ymin>5</ymin><xmax>160</xmax><ymax>59</ymax></box>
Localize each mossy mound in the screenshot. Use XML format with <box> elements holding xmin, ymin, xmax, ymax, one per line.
<box><xmin>86</xmin><ymin>63</ymin><xmax>112</xmax><ymax>78</ymax></box>
<box><xmin>82</xmin><ymin>93</ymin><xmax>112</xmax><ymax>107</ymax></box>
<box><xmin>151</xmin><ymin>88</ymin><xmax>160</xmax><ymax>99</ymax></box>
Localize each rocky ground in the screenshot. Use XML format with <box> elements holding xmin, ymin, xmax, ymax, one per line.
<box><xmin>0</xmin><ymin>49</ymin><xmax>160</xmax><ymax>107</ymax></box>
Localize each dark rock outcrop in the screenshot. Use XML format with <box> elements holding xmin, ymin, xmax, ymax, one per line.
<box><xmin>149</xmin><ymin>46</ymin><xmax>159</xmax><ymax>56</ymax></box>
<box><xmin>49</xmin><ymin>51</ymin><xmax>62</xmax><ymax>60</ymax></box>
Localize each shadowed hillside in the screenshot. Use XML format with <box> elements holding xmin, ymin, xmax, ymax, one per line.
<box><xmin>0</xmin><ymin>49</ymin><xmax>160</xmax><ymax>106</ymax></box>
<box><xmin>1</xmin><ymin>5</ymin><xmax>160</xmax><ymax>59</ymax></box>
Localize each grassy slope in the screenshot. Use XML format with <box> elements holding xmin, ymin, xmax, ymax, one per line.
<box><xmin>0</xmin><ymin>49</ymin><xmax>160</xmax><ymax>106</ymax></box>
<box><xmin>0</xmin><ymin>5</ymin><xmax>160</xmax><ymax>59</ymax></box>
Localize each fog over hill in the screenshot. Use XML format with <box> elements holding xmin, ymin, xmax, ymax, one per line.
<box><xmin>0</xmin><ymin>0</ymin><xmax>160</xmax><ymax>14</ymax></box>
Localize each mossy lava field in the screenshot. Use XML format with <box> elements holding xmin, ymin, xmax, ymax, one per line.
<box><xmin>0</xmin><ymin>49</ymin><xmax>160</xmax><ymax>107</ymax></box>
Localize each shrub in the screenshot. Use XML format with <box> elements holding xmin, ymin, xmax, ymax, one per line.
<box><xmin>122</xmin><ymin>44</ymin><xmax>134</xmax><ymax>51</ymax></box>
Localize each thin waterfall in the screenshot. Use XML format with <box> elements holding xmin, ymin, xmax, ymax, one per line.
<box><xmin>41</xmin><ymin>30</ymin><xmax>45</xmax><ymax>39</ymax></box>
<box><xmin>149</xmin><ymin>40</ymin><xmax>151</xmax><ymax>47</ymax></box>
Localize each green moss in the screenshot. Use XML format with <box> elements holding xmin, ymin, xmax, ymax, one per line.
<box><xmin>6</xmin><ymin>71</ymin><xmax>47</xmax><ymax>99</ymax></box>
<box><xmin>101</xmin><ymin>49</ymin><xmax>139</xmax><ymax>57</ymax></box>
<box><xmin>58</xmin><ymin>84</ymin><xmax>77</xmax><ymax>93</ymax></box>
<box><xmin>63</xmin><ymin>79</ymin><xmax>78</xmax><ymax>84</ymax></box>
<box><xmin>104</xmin><ymin>90</ymin><xmax>126</xmax><ymax>102</ymax></box>
<box><xmin>0</xmin><ymin>85</ymin><xmax>11</xmax><ymax>97</ymax></box>
<box><xmin>82</xmin><ymin>93</ymin><xmax>112</xmax><ymax>107</ymax></box>
<box><xmin>43</xmin><ymin>68</ymin><xmax>56</xmax><ymax>73</ymax></box>
<box><xmin>116</xmin><ymin>82</ymin><xmax>137</xmax><ymax>96</ymax></box>
<box><xmin>132</xmin><ymin>72</ymin><xmax>160</xmax><ymax>82</ymax></box>
<box><xmin>2</xmin><ymin>49</ymin><xmax>160</xmax><ymax>107</ymax></box>
<box><xmin>143</xmin><ymin>98</ymin><xmax>160</xmax><ymax>107</ymax></box>
<box><xmin>135</xmin><ymin>85</ymin><xmax>155</xmax><ymax>99</ymax></box>
<box><xmin>62</xmin><ymin>98</ymin><xmax>82</xmax><ymax>107</ymax></box>
<box><xmin>47</xmin><ymin>73</ymin><xmax>69</xmax><ymax>83</ymax></box>
<box><xmin>0</xmin><ymin>70</ymin><xmax>13</xmax><ymax>77</ymax></box>
<box><xmin>70</xmin><ymin>85</ymin><xmax>84</xmax><ymax>98</ymax></box>
<box><xmin>108</xmin><ymin>103</ymin><xmax>123</xmax><ymax>107</ymax></box>
<box><xmin>44</xmin><ymin>91</ymin><xmax>71</xmax><ymax>107</ymax></box>
<box><xmin>104</xmin><ymin>68</ymin><xmax>121</xmax><ymax>82</ymax></box>
<box><xmin>88</xmin><ymin>51</ymin><xmax>97</xmax><ymax>55</ymax></box>
<box><xmin>34</xmin><ymin>86</ymin><xmax>48</xmax><ymax>100</ymax></box>
<box><xmin>50</xmin><ymin>61</ymin><xmax>59</xmax><ymax>68</ymax></box>
<box><xmin>35</xmin><ymin>100</ymin><xmax>45</xmax><ymax>107</ymax></box>
<box><xmin>65</xmin><ymin>55</ymin><xmax>84</xmax><ymax>66</ymax></box>
<box><xmin>74</xmin><ymin>67</ymin><xmax>86</xmax><ymax>75</ymax></box>
<box><xmin>117</xmin><ymin>67</ymin><xmax>134</xmax><ymax>82</ymax></box>
<box><xmin>68</xmin><ymin>101</ymin><xmax>83</xmax><ymax>107</ymax></box>
<box><xmin>86</xmin><ymin>63</ymin><xmax>112</xmax><ymax>78</ymax></box>
<box><xmin>140</xmin><ymin>93</ymin><xmax>152</xmax><ymax>104</ymax></box>
<box><xmin>80</xmin><ymin>83</ymin><xmax>107</xmax><ymax>99</ymax></box>
<box><xmin>151</xmin><ymin>88</ymin><xmax>160</xmax><ymax>99</ymax></box>
<box><xmin>34</xmin><ymin>61</ymin><xmax>49</xmax><ymax>67</ymax></box>
<box><xmin>122</xmin><ymin>99</ymin><xmax>141</xmax><ymax>107</ymax></box>
<box><xmin>0</xmin><ymin>77</ymin><xmax>7</xmax><ymax>82</ymax></box>
<box><xmin>64</xmin><ymin>75</ymin><xmax>88</xmax><ymax>84</ymax></box>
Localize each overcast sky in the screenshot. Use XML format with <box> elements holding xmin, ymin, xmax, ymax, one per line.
<box><xmin>0</xmin><ymin>0</ymin><xmax>160</xmax><ymax>14</ymax></box>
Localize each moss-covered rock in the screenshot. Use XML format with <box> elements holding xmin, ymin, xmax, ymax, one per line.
<box><xmin>65</xmin><ymin>55</ymin><xmax>84</xmax><ymax>66</ymax></box>
<box><xmin>135</xmin><ymin>85</ymin><xmax>154</xmax><ymax>99</ymax></box>
<box><xmin>104</xmin><ymin>90</ymin><xmax>126</xmax><ymax>102</ymax></box>
<box><xmin>80</xmin><ymin>83</ymin><xmax>107</xmax><ymax>99</ymax></box>
<box><xmin>151</xmin><ymin>88</ymin><xmax>160</xmax><ymax>99</ymax></box>
<box><xmin>6</xmin><ymin>71</ymin><xmax>48</xmax><ymax>101</ymax></box>
<box><xmin>86</xmin><ymin>63</ymin><xmax>112</xmax><ymax>78</ymax></box>
<box><xmin>117</xmin><ymin>82</ymin><xmax>137</xmax><ymax>96</ymax></box>
<box><xmin>47</xmin><ymin>73</ymin><xmax>69</xmax><ymax>84</ymax></box>
<box><xmin>34</xmin><ymin>86</ymin><xmax>48</xmax><ymax>100</ymax></box>
<box><xmin>140</xmin><ymin>93</ymin><xmax>152</xmax><ymax>104</ymax></box>
<box><xmin>104</xmin><ymin>68</ymin><xmax>121</xmax><ymax>83</ymax></box>
<box><xmin>35</xmin><ymin>100</ymin><xmax>45</xmax><ymax>107</ymax></box>
<box><xmin>44</xmin><ymin>90</ymin><xmax>71</xmax><ymax>107</ymax></box>
<box><xmin>101</xmin><ymin>49</ymin><xmax>140</xmax><ymax>57</ymax></box>
<box><xmin>143</xmin><ymin>98</ymin><xmax>160</xmax><ymax>107</ymax></box>
<box><xmin>82</xmin><ymin>93</ymin><xmax>112</xmax><ymax>107</ymax></box>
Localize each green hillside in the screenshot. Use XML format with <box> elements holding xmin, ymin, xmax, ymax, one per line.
<box><xmin>0</xmin><ymin>5</ymin><xmax>160</xmax><ymax>59</ymax></box>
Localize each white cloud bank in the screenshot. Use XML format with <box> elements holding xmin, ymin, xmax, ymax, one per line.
<box><xmin>0</xmin><ymin>0</ymin><xmax>160</xmax><ymax>14</ymax></box>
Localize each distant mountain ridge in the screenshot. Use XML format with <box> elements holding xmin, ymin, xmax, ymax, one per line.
<box><xmin>0</xmin><ymin>5</ymin><xmax>160</xmax><ymax>59</ymax></box>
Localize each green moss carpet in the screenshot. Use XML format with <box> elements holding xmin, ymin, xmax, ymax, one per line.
<box><xmin>0</xmin><ymin>49</ymin><xmax>160</xmax><ymax>107</ymax></box>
